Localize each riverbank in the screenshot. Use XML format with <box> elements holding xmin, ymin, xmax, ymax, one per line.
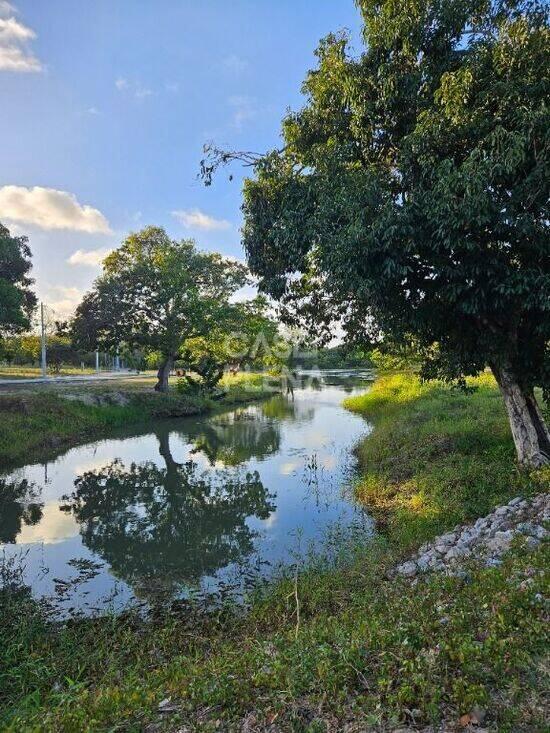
<box><xmin>0</xmin><ymin>372</ymin><xmax>275</xmax><ymax>468</ymax></box>
<box><xmin>1</xmin><ymin>372</ymin><xmax>548</xmax><ymax>731</ymax></box>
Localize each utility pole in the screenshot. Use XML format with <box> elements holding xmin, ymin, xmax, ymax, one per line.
<box><xmin>40</xmin><ymin>302</ymin><xmax>47</xmax><ymax>378</ymax></box>
<box><xmin>95</xmin><ymin>350</ymin><xmax>99</xmax><ymax>373</ymax></box>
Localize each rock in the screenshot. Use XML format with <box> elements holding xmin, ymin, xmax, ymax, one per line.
<box><xmin>416</xmin><ymin>555</ymin><xmax>431</xmax><ymax>572</ymax></box>
<box><xmin>391</xmin><ymin>492</ymin><xmax>549</xmax><ymax>580</ymax></box>
<box><xmin>439</xmin><ymin>532</ymin><xmax>457</xmax><ymax>544</ymax></box>
<box><xmin>397</xmin><ymin>561</ymin><xmax>417</xmax><ymax>577</ymax></box>
<box><xmin>446</xmin><ymin>545</ymin><xmax>470</xmax><ymax>560</ymax></box>
<box><xmin>470</xmin><ymin>705</ymin><xmax>486</xmax><ymax>724</ymax></box>
<box><xmin>157</xmin><ymin>698</ymin><xmax>178</xmax><ymax>713</ymax></box>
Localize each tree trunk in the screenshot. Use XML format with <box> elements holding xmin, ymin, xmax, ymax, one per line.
<box><xmin>491</xmin><ymin>363</ymin><xmax>550</xmax><ymax>468</ymax></box>
<box><xmin>155</xmin><ymin>355</ymin><xmax>174</xmax><ymax>393</ymax></box>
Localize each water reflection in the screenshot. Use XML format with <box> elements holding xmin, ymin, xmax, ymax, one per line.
<box><xmin>186</xmin><ymin>409</ymin><xmax>281</xmax><ymax>466</ymax></box>
<box><xmin>60</xmin><ymin>429</ymin><xmax>275</xmax><ymax>599</ymax></box>
<box><xmin>0</xmin><ymin>477</ymin><xmax>43</xmax><ymax>544</ymax></box>
<box><xmin>0</xmin><ymin>369</ymin><xmax>375</xmax><ymax>611</ymax></box>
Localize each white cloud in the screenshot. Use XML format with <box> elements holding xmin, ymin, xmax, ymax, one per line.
<box><xmin>228</xmin><ymin>95</ymin><xmax>256</xmax><ymax>130</ymax></box>
<box><xmin>134</xmin><ymin>84</ymin><xmax>152</xmax><ymax>99</ymax></box>
<box><xmin>172</xmin><ymin>208</ymin><xmax>231</xmax><ymax>231</ymax></box>
<box><xmin>43</xmin><ymin>285</ymin><xmax>84</xmax><ymax>319</ymax></box>
<box><xmin>0</xmin><ymin>2</ymin><xmax>16</xmax><ymax>19</ymax></box>
<box><xmin>88</xmin><ymin>106</ymin><xmax>100</xmax><ymax>115</ymax></box>
<box><xmin>115</xmin><ymin>76</ymin><xmax>153</xmax><ymax>100</ymax></box>
<box><xmin>67</xmin><ymin>247</ymin><xmax>112</xmax><ymax>268</ymax></box>
<box><xmin>164</xmin><ymin>81</ymin><xmax>179</xmax><ymax>93</ymax></box>
<box><xmin>222</xmin><ymin>54</ymin><xmax>247</xmax><ymax>75</ymax></box>
<box><xmin>0</xmin><ymin>185</ymin><xmax>112</xmax><ymax>233</ymax></box>
<box><xmin>0</xmin><ymin>7</ymin><xmax>42</xmax><ymax>72</ymax></box>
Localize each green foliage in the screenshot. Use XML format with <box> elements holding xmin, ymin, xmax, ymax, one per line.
<box><xmin>294</xmin><ymin>344</ymin><xmax>373</xmax><ymax>369</ymax></box>
<box><xmin>230</xmin><ymin>1</ymin><xmax>549</xmax><ymax>395</ymax></box>
<box><xmin>0</xmin><ymin>223</ymin><xmax>36</xmax><ymax>337</ymax></box>
<box><xmin>178</xmin><ymin>296</ymin><xmax>280</xmax><ymax>390</ymax></box>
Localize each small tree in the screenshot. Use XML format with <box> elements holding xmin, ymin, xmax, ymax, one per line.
<box><xmin>71</xmin><ymin>226</ymin><xmax>248</xmax><ymax>392</ymax></box>
<box><xmin>204</xmin><ymin>1</ymin><xmax>550</xmax><ymax>467</ymax></box>
<box><xmin>0</xmin><ymin>223</ymin><xmax>36</xmax><ymax>337</ymax></box>
<box><xmin>178</xmin><ymin>296</ymin><xmax>279</xmax><ymax>391</ymax></box>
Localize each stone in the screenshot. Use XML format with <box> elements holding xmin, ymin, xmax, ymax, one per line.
<box><xmin>157</xmin><ymin>698</ymin><xmax>178</xmax><ymax>713</ymax></box>
<box><xmin>445</xmin><ymin>545</ymin><xmax>470</xmax><ymax>560</ymax></box>
<box><xmin>390</xmin><ymin>492</ymin><xmax>548</xmax><ymax>581</ymax></box>
<box><xmin>398</xmin><ymin>561</ymin><xmax>417</xmax><ymax>577</ymax></box>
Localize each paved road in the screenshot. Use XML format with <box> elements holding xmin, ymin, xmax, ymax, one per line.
<box><xmin>0</xmin><ymin>371</ymin><xmax>145</xmax><ymax>386</ymax></box>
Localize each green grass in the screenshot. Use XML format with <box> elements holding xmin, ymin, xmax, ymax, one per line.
<box><xmin>0</xmin><ymin>365</ymin><xmax>98</xmax><ymax>379</ymax></box>
<box><xmin>344</xmin><ymin>372</ymin><xmax>550</xmax><ymax>552</ymax></box>
<box><xmin>0</xmin><ymin>372</ymin><xmax>275</xmax><ymax>468</ymax></box>
<box><xmin>0</xmin><ymin>371</ymin><xmax>548</xmax><ymax>731</ymax></box>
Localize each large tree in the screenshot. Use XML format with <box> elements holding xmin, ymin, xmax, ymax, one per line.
<box><xmin>204</xmin><ymin>0</ymin><xmax>550</xmax><ymax>467</ymax></box>
<box><xmin>72</xmin><ymin>226</ymin><xmax>247</xmax><ymax>391</ymax></box>
<box><xmin>0</xmin><ymin>223</ymin><xmax>37</xmax><ymax>336</ymax></box>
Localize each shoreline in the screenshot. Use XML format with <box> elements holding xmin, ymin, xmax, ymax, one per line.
<box><xmin>0</xmin><ymin>372</ymin><xmax>277</xmax><ymax>471</ymax></box>
<box><xmin>1</xmin><ymin>371</ymin><xmax>548</xmax><ymax>731</ymax></box>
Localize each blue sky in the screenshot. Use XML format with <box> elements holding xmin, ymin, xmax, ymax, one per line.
<box><xmin>0</xmin><ymin>0</ymin><xmax>361</xmax><ymax>318</ymax></box>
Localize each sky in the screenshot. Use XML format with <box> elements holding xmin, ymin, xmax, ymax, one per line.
<box><xmin>0</xmin><ymin>0</ymin><xmax>362</xmax><ymax>320</ymax></box>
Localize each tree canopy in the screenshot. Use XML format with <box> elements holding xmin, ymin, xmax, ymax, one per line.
<box><xmin>205</xmin><ymin>0</ymin><xmax>550</xmax><ymax>467</ymax></box>
<box><xmin>71</xmin><ymin>226</ymin><xmax>248</xmax><ymax>391</ymax></box>
<box><xmin>0</xmin><ymin>223</ymin><xmax>37</xmax><ymax>337</ymax></box>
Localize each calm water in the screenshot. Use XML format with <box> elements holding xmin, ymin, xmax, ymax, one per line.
<box><xmin>1</xmin><ymin>370</ymin><xmax>374</xmax><ymax>612</ymax></box>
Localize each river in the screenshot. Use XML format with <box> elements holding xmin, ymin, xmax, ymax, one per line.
<box><xmin>0</xmin><ymin>369</ymin><xmax>374</xmax><ymax>613</ymax></box>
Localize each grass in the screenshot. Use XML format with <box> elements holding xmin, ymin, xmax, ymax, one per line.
<box><xmin>0</xmin><ymin>372</ymin><xmax>275</xmax><ymax>468</ymax></box>
<box><xmin>0</xmin><ymin>365</ymin><xmax>98</xmax><ymax>379</ymax></box>
<box><xmin>0</xmin><ymin>371</ymin><xmax>548</xmax><ymax>731</ymax></box>
<box><xmin>344</xmin><ymin>372</ymin><xmax>550</xmax><ymax>551</ymax></box>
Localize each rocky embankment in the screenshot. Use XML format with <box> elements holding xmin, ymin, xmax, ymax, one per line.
<box><xmin>395</xmin><ymin>493</ymin><xmax>549</xmax><ymax>579</ymax></box>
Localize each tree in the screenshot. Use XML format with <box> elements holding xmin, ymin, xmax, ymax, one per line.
<box><xmin>71</xmin><ymin>226</ymin><xmax>248</xmax><ymax>392</ymax></box>
<box><xmin>204</xmin><ymin>1</ymin><xmax>550</xmax><ymax>467</ymax></box>
<box><xmin>178</xmin><ymin>296</ymin><xmax>279</xmax><ymax>391</ymax></box>
<box><xmin>0</xmin><ymin>223</ymin><xmax>36</xmax><ymax>336</ymax></box>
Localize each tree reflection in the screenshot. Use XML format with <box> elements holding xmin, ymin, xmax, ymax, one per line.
<box><xmin>0</xmin><ymin>478</ymin><xmax>43</xmax><ymax>544</ymax></box>
<box><xmin>60</xmin><ymin>429</ymin><xmax>275</xmax><ymax>599</ymax></box>
<box><xmin>185</xmin><ymin>408</ymin><xmax>281</xmax><ymax>466</ymax></box>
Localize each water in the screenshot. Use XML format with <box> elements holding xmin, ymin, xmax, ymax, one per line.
<box><xmin>0</xmin><ymin>369</ymin><xmax>374</xmax><ymax>612</ymax></box>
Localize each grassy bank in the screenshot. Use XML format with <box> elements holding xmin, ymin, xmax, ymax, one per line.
<box><xmin>344</xmin><ymin>372</ymin><xmax>549</xmax><ymax>552</ymax></box>
<box><xmin>0</xmin><ymin>372</ymin><xmax>274</xmax><ymax>468</ymax></box>
<box><xmin>1</xmin><ymin>373</ymin><xmax>548</xmax><ymax>731</ymax></box>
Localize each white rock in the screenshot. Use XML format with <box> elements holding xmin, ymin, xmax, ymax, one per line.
<box><xmin>445</xmin><ymin>545</ymin><xmax>470</xmax><ymax>560</ymax></box>
<box><xmin>398</xmin><ymin>561</ymin><xmax>417</xmax><ymax>577</ymax></box>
